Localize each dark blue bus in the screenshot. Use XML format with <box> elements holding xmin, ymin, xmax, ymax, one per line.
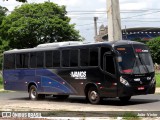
<box><xmin>3</xmin><ymin>40</ymin><xmax>156</xmax><ymax>104</ymax></box>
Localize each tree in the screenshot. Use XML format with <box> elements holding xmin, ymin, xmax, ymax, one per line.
<box><xmin>147</xmin><ymin>37</ymin><xmax>160</xmax><ymax>64</ymax></box>
<box><xmin>0</xmin><ymin>6</ymin><xmax>8</xmax><ymax>25</ymax></box>
<box><xmin>0</xmin><ymin>2</ymin><xmax>82</xmax><ymax>49</ymax></box>
<box><xmin>0</xmin><ymin>6</ymin><xmax>8</xmax><ymax>69</ymax></box>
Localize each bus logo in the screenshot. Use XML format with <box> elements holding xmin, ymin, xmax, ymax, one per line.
<box><xmin>70</xmin><ymin>71</ymin><xmax>86</xmax><ymax>79</ymax></box>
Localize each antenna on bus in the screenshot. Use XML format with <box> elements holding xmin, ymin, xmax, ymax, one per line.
<box><xmin>37</xmin><ymin>41</ymin><xmax>83</xmax><ymax>48</ymax></box>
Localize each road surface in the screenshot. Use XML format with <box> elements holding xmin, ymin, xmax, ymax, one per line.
<box><xmin>0</xmin><ymin>92</ymin><xmax>160</xmax><ymax>112</ymax></box>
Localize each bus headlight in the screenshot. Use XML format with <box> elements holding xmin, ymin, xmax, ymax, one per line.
<box><xmin>120</xmin><ymin>77</ymin><xmax>130</xmax><ymax>86</ymax></box>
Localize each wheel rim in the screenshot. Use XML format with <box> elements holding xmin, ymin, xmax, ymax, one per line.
<box><xmin>30</xmin><ymin>88</ymin><xmax>36</xmax><ymax>99</ymax></box>
<box><xmin>90</xmin><ymin>91</ymin><xmax>98</xmax><ymax>101</ymax></box>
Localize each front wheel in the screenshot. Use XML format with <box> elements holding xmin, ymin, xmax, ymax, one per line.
<box><xmin>119</xmin><ymin>96</ymin><xmax>131</xmax><ymax>103</ymax></box>
<box><xmin>29</xmin><ymin>85</ymin><xmax>45</xmax><ymax>100</ymax></box>
<box><xmin>87</xmin><ymin>87</ymin><xmax>101</xmax><ymax>104</ymax></box>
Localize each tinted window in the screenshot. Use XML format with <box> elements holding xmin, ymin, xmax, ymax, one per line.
<box><xmin>16</xmin><ymin>54</ymin><xmax>23</xmax><ymax>68</ymax></box>
<box><xmin>16</xmin><ymin>53</ymin><xmax>29</xmax><ymax>68</ymax></box>
<box><xmin>37</xmin><ymin>52</ymin><xmax>44</xmax><ymax>68</ymax></box>
<box><xmin>80</xmin><ymin>49</ymin><xmax>89</xmax><ymax>66</ymax></box>
<box><xmin>90</xmin><ymin>48</ymin><xmax>98</xmax><ymax>66</ymax></box>
<box><xmin>105</xmin><ymin>56</ymin><xmax>115</xmax><ymax>74</ymax></box>
<box><xmin>100</xmin><ymin>47</ymin><xmax>111</xmax><ymax>69</ymax></box>
<box><xmin>62</xmin><ymin>50</ymin><xmax>70</xmax><ymax>67</ymax></box>
<box><xmin>70</xmin><ymin>50</ymin><xmax>78</xmax><ymax>67</ymax></box>
<box><xmin>45</xmin><ymin>51</ymin><xmax>53</xmax><ymax>68</ymax></box>
<box><xmin>23</xmin><ymin>53</ymin><xmax>29</xmax><ymax>68</ymax></box>
<box><xmin>53</xmin><ymin>50</ymin><xmax>60</xmax><ymax>67</ymax></box>
<box><xmin>30</xmin><ymin>52</ymin><xmax>36</xmax><ymax>68</ymax></box>
<box><xmin>4</xmin><ymin>54</ymin><xmax>15</xmax><ymax>69</ymax></box>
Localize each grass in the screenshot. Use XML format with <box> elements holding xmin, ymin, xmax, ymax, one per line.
<box><xmin>122</xmin><ymin>112</ymin><xmax>141</xmax><ymax>120</ymax></box>
<box><xmin>155</xmin><ymin>72</ymin><xmax>160</xmax><ymax>87</ymax></box>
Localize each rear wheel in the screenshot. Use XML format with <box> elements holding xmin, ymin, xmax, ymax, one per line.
<box><xmin>29</xmin><ymin>85</ymin><xmax>45</xmax><ymax>100</ymax></box>
<box><xmin>87</xmin><ymin>87</ymin><xmax>101</xmax><ymax>104</ymax></box>
<box><xmin>119</xmin><ymin>96</ymin><xmax>131</xmax><ymax>103</ymax></box>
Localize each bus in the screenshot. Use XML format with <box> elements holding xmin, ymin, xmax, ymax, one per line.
<box><xmin>3</xmin><ymin>40</ymin><xmax>156</xmax><ymax>104</ymax></box>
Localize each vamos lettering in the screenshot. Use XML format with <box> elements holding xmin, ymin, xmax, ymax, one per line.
<box><xmin>70</xmin><ymin>71</ymin><xmax>87</xmax><ymax>79</ymax></box>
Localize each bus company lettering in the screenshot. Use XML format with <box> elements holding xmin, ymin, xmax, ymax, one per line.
<box><xmin>70</xmin><ymin>71</ymin><xmax>86</xmax><ymax>79</ymax></box>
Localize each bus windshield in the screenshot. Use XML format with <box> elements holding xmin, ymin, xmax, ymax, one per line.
<box><xmin>116</xmin><ymin>44</ymin><xmax>154</xmax><ymax>74</ymax></box>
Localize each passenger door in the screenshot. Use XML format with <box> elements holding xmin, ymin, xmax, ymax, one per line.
<box><xmin>103</xmin><ymin>53</ymin><xmax>118</xmax><ymax>97</ymax></box>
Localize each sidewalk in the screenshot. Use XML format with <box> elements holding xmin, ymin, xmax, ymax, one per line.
<box><xmin>156</xmin><ymin>87</ymin><xmax>160</xmax><ymax>93</ymax></box>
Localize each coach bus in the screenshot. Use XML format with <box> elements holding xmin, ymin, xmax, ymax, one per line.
<box><xmin>2</xmin><ymin>40</ymin><xmax>156</xmax><ymax>104</ymax></box>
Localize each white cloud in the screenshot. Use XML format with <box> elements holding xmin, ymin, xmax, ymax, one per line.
<box><xmin>0</xmin><ymin>1</ymin><xmax>22</xmax><ymax>11</ymax></box>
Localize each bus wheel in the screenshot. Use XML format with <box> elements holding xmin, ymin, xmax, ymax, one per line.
<box><xmin>53</xmin><ymin>95</ymin><xmax>69</xmax><ymax>100</ymax></box>
<box><xmin>88</xmin><ymin>87</ymin><xmax>100</xmax><ymax>104</ymax></box>
<box><xmin>29</xmin><ymin>85</ymin><xmax>45</xmax><ymax>100</ymax></box>
<box><xmin>119</xmin><ymin>96</ymin><xmax>131</xmax><ymax>103</ymax></box>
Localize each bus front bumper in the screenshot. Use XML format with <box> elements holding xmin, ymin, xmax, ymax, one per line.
<box><xmin>118</xmin><ymin>84</ymin><xmax>156</xmax><ymax>97</ymax></box>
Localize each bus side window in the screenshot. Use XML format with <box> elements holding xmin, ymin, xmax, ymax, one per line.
<box><xmin>16</xmin><ymin>53</ymin><xmax>29</xmax><ymax>68</ymax></box>
<box><xmin>16</xmin><ymin>54</ymin><xmax>23</xmax><ymax>68</ymax></box>
<box><xmin>100</xmin><ymin>47</ymin><xmax>111</xmax><ymax>69</ymax></box>
<box><xmin>45</xmin><ymin>51</ymin><xmax>53</xmax><ymax>68</ymax></box>
<box><xmin>53</xmin><ymin>50</ymin><xmax>60</xmax><ymax>67</ymax></box>
<box><xmin>37</xmin><ymin>52</ymin><xmax>44</xmax><ymax>68</ymax></box>
<box><xmin>80</xmin><ymin>48</ymin><xmax>89</xmax><ymax>66</ymax></box>
<box><xmin>62</xmin><ymin>50</ymin><xmax>70</xmax><ymax>67</ymax></box>
<box><xmin>30</xmin><ymin>52</ymin><xmax>36</xmax><ymax>68</ymax></box>
<box><xmin>104</xmin><ymin>55</ymin><xmax>115</xmax><ymax>74</ymax></box>
<box><xmin>89</xmin><ymin>48</ymin><xmax>98</xmax><ymax>66</ymax></box>
<box><xmin>4</xmin><ymin>54</ymin><xmax>15</xmax><ymax>69</ymax></box>
<box><xmin>23</xmin><ymin>53</ymin><xmax>29</xmax><ymax>68</ymax></box>
<box><xmin>70</xmin><ymin>50</ymin><xmax>78</xmax><ymax>67</ymax></box>
<box><xmin>101</xmin><ymin>47</ymin><xmax>115</xmax><ymax>74</ymax></box>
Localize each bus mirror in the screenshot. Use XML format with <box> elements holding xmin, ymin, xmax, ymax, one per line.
<box><xmin>116</xmin><ymin>56</ymin><xmax>122</xmax><ymax>62</ymax></box>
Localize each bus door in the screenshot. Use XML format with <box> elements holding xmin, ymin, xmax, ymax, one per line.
<box><xmin>103</xmin><ymin>53</ymin><xmax>118</xmax><ymax>97</ymax></box>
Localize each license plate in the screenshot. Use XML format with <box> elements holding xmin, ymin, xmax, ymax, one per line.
<box><xmin>138</xmin><ymin>87</ymin><xmax>144</xmax><ymax>90</ymax></box>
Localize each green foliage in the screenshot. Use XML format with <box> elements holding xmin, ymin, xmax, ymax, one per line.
<box><xmin>147</xmin><ymin>37</ymin><xmax>160</xmax><ymax>64</ymax></box>
<box><xmin>0</xmin><ymin>2</ymin><xmax>82</xmax><ymax>49</ymax></box>
<box><xmin>0</xmin><ymin>6</ymin><xmax>8</xmax><ymax>25</ymax></box>
<box><xmin>156</xmin><ymin>73</ymin><xmax>160</xmax><ymax>87</ymax></box>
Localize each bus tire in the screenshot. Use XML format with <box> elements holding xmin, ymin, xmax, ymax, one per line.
<box><xmin>29</xmin><ymin>85</ymin><xmax>45</xmax><ymax>100</ymax></box>
<box><xmin>88</xmin><ymin>87</ymin><xmax>101</xmax><ymax>104</ymax></box>
<box><xmin>119</xmin><ymin>96</ymin><xmax>131</xmax><ymax>103</ymax></box>
<box><xmin>53</xmin><ymin>95</ymin><xmax>69</xmax><ymax>100</ymax></box>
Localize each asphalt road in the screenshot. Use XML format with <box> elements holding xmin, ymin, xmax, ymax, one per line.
<box><xmin>0</xmin><ymin>92</ymin><xmax>160</xmax><ymax>112</ymax></box>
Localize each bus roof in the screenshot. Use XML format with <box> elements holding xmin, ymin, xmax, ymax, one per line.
<box><xmin>4</xmin><ymin>40</ymin><xmax>145</xmax><ymax>54</ymax></box>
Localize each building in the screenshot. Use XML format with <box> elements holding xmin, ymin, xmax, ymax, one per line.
<box><xmin>95</xmin><ymin>25</ymin><xmax>160</xmax><ymax>42</ymax></box>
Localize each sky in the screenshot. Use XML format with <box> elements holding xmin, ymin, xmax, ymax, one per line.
<box><xmin>1</xmin><ymin>0</ymin><xmax>160</xmax><ymax>42</ymax></box>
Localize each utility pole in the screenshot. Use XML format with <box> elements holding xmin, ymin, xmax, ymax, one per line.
<box><xmin>94</xmin><ymin>17</ymin><xmax>98</xmax><ymax>36</ymax></box>
<box><xmin>107</xmin><ymin>0</ymin><xmax>122</xmax><ymax>41</ymax></box>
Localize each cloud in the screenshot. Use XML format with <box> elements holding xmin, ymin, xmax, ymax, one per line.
<box><xmin>52</xmin><ymin>0</ymin><xmax>82</xmax><ymax>7</ymax></box>
<box><xmin>0</xmin><ymin>1</ymin><xmax>22</xmax><ymax>11</ymax></box>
